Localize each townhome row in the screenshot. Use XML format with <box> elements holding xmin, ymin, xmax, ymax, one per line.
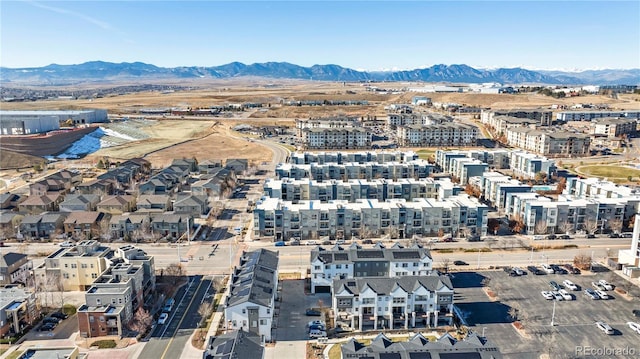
<box><xmin>0</xmin><ymin>285</ymin><xmax>37</xmax><ymax>337</ymax></box>
<box><xmin>289</xmin><ymin>150</ymin><xmax>418</xmax><ymax>165</ymax></box>
<box><xmin>556</xmin><ymin>110</ymin><xmax>640</xmax><ymax>122</ymax></box>
<box><xmin>224</xmin><ymin>249</ymin><xmax>279</xmax><ymax>342</ymax></box>
<box><xmin>275</xmin><ymin>160</ymin><xmax>436</xmax><ymax>181</ymax></box>
<box><xmin>386</xmin><ymin>112</ymin><xmax>450</xmax><ymax>128</ymax></box>
<box><xmin>481</xmin><ymin>109</ymin><xmax>553</xmax><ymax>127</ymax></box>
<box><xmin>263</xmin><ymin>177</ymin><xmax>461</xmax><ymax>203</ymax></box>
<box><xmin>253</xmin><ymin>194</ymin><xmax>488</xmax><ymax>241</ymax></box>
<box><xmin>396</xmin><ymin>123</ymin><xmax>479</xmax><ymax>147</ymax></box>
<box><xmin>310</xmin><ymin>242</ymin><xmax>433</xmax><ymax>293</ymax></box>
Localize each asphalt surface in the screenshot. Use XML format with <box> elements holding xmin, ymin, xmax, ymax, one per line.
<box><xmin>452</xmin><ymin>270</ymin><xmax>640</xmax><ymax>359</ymax></box>
<box><xmin>138</xmin><ymin>275</ymin><xmax>212</xmax><ymax>359</ymax></box>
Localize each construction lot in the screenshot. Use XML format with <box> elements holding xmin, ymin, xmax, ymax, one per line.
<box><xmin>452</xmin><ymin>270</ymin><xmax>640</xmax><ymax>359</ymax></box>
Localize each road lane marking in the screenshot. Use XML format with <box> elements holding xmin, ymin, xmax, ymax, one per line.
<box><xmin>160</xmin><ymin>278</ymin><xmax>205</xmax><ymax>359</ymax></box>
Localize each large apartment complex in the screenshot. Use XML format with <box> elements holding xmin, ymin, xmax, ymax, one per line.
<box><xmin>396</xmin><ymin>123</ymin><xmax>478</xmax><ymax>147</ymax></box>
<box><xmin>310</xmin><ymin>242</ymin><xmax>433</xmax><ymax>293</ymax></box>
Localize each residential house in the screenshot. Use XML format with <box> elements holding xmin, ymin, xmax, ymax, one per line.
<box><xmin>174</xmin><ymin>195</ymin><xmax>207</xmax><ymax>216</ymax></box>
<box><xmin>0</xmin><ymin>193</ymin><xmax>25</xmax><ymax>210</ymax></box>
<box><xmin>225</xmin><ymin>249</ymin><xmax>279</xmax><ymax>342</ymax></box>
<box><xmin>198</xmin><ymin>159</ymin><xmax>222</xmax><ymax>174</ymax></box>
<box><xmin>20</xmin><ymin>212</ymin><xmax>67</xmax><ymax>239</ymax></box>
<box><xmin>18</xmin><ymin>193</ymin><xmax>62</xmax><ymax>214</ymax></box>
<box><xmin>34</xmin><ymin>240</ymin><xmax>112</xmax><ymax>291</ymax></box>
<box><xmin>151</xmin><ymin>213</ymin><xmax>192</xmax><ymax>239</ymax></box>
<box><xmin>171</xmin><ymin>158</ymin><xmax>199</xmax><ymax>173</ymax></box>
<box><xmin>136</xmin><ymin>194</ymin><xmax>172</xmax><ymax>212</ymax></box>
<box><xmin>109</xmin><ymin>214</ymin><xmax>150</xmax><ymax>240</ymax></box>
<box><xmin>96</xmin><ymin>195</ymin><xmax>136</xmax><ymax>215</ymax></box>
<box><xmin>0</xmin><ymin>285</ymin><xmax>37</xmax><ymax>338</ymax></box>
<box><xmin>203</xmin><ymin>329</ymin><xmax>264</xmax><ymax>359</ymax></box>
<box><xmin>0</xmin><ymin>253</ymin><xmax>32</xmax><ymax>285</ymax></box>
<box><xmin>310</xmin><ymin>243</ymin><xmax>433</xmax><ymax>293</ymax></box>
<box><xmin>226</xmin><ymin>159</ymin><xmax>249</xmax><ymax>173</ymax></box>
<box><xmin>191</xmin><ymin>178</ymin><xmax>224</xmax><ymax>198</ymax></box>
<box><xmin>59</xmin><ymin>194</ymin><xmax>101</xmax><ymax>212</ymax></box>
<box><xmin>63</xmin><ymin>211</ymin><xmax>107</xmax><ymax>240</ymax></box>
<box><xmin>76</xmin><ymin>179</ymin><xmax>116</xmax><ymax>196</ymax></box>
<box><xmin>115</xmin><ymin>245</ymin><xmax>156</xmax><ymax>303</ymax></box>
<box><xmin>332</xmin><ymin>275</ymin><xmax>454</xmax><ymax>331</ymax></box>
<box><xmin>0</xmin><ymin>212</ymin><xmax>23</xmax><ymax>240</ymax></box>
<box><xmin>29</xmin><ymin>178</ymin><xmax>70</xmax><ymax>196</ymax></box>
<box><xmin>341</xmin><ymin>332</ymin><xmax>503</xmax><ymax>359</ymax></box>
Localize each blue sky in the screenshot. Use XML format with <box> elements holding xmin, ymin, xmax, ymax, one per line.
<box><xmin>2</xmin><ymin>1</ymin><xmax>639</xmax><ymax>71</ymax></box>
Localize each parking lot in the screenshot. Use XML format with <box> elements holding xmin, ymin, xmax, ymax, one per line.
<box><xmin>275</xmin><ymin>279</ymin><xmax>331</xmax><ymax>341</ymax></box>
<box><xmin>452</xmin><ymin>269</ymin><xmax>640</xmax><ymax>359</ymax></box>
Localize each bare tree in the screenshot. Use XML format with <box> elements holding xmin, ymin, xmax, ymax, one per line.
<box><xmin>608</xmin><ymin>218</ymin><xmax>623</xmax><ymax>234</ymax></box>
<box><xmin>584</xmin><ymin>219</ymin><xmax>598</xmax><ymax>235</ymax></box>
<box><xmin>534</xmin><ymin>221</ymin><xmax>548</xmax><ymax>235</ymax></box>
<box><xmin>164</xmin><ymin>263</ymin><xmax>185</xmax><ymax>288</ymax></box>
<box><xmin>197</xmin><ymin>302</ymin><xmax>214</xmax><ymax>327</ymax></box>
<box><xmin>128</xmin><ymin>307</ymin><xmax>153</xmax><ymax>334</ymax></box>
<box><xmin>441</xmin><ymin>258</ymin><xmax>451</xmax><ymax>274</ymax></box>
<box><xmin>481</xmin><ymin>277</ymin><xmax>491</xmax><ymax>287</ymax></box>
<box><xmin>558</xmin><ymin>221</ymin><xmax>573</xmax><ymax>235</ymax></box>
<box><xmin>573</xmin><ymin>254</ymin><xmax>592</xmax><ymax>270</ymax></box>
<box><xmin>508</xmin><ymin>305</ymin><xmax>520</xmax><ymax>322</ymax></box>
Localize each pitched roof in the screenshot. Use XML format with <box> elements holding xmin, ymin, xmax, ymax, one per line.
<box><xmin>98</xmin><ymin>195</ymin><xmax>135</xmax><ymax>206</ymax></box>
<box><xmin>311</xmin><ymin>243</ymin><xmax>431</xmax><ymax>264</ymax></box>
<box><xmin>63</xmin><ymin>211</ymin><xmax>103</xmax><ymax>224</ymax></box>
<box><xmin>203</xmin><ymin>329</ymin><xmax>264</xmax><ymax>359</ymax></box>
<box><xmin>1</xmin><ymin>252</ymin><xmax>28</xmax><ymax>268</ymax></box>
<box><xmin>227</xmin><ymin>249</ymin><xmax>279</xmax><ymax>308</ymax></box>
<box><xmin>332</xmin><ymin>275</ymin><xmax>453</xmax><ymax>296</ymax></box>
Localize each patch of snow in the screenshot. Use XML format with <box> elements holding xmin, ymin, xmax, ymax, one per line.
<box><xmin>101</xmin><ymin>127</ymin><xmax>138</xmax><ymax>141</ymax></box>
<box><xmin>54</xmin><ymin>128</ymin><xmax>105</xmax><ymax>159</ymax></box>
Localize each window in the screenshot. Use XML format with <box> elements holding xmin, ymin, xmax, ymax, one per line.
<box><xmin>64</xmin><ymin>264</ymin><xmax>69</xmax><ymax>268</ymax></box>
<box><xmin>118</xmin><ymin>298</ymin><xmax>123</xmax><ymax>304</ymax></box>
<box><xmin>314</xmin><ymin>266</ymin><xmax>321</xmax><ymax>270</ymax></box>
<box><xmin>91</xmin><ymin>273</ymin><xmax>98</xmax><ymax>279</ymax></box>
<box><xmin>63</xmin><ymin>273</ymin><xmax>69</xmax><ymax>279</ymax></box>
<box><xmin>336</xmin><ymin>264</ymin><xmax>342</xmax><ymax>269</ymax></box>
<box><xmin>90</xmin><ymin>264</ymin><xmax>94</xmax><ymax>268</ymax></box>
<box><xmin>242</xmin><ymin>309</ymin><xmax>246</xmax><ymax>314</ymax></box>
<box><xmin>89</xmin><ymin>316</ymin><xmax>94</xmax><ymax>323</ymax></box>
<box><xmin>81</xmin><ymin>263</ymin><xmax>88</xmax><ymax>269</ymax></box>
<box><xmin>260</xmin><ymin>319</ymin><xmax>266</xmax><ymax>325</ymax></box>
<box><xmin>96</xmin><ymin>299</ymin><xmax>101</xmax><ymax>304</ymax></box>
<box><xmin>71</xmin><ymin>264</ymin><xmax>77</xmax><ymax>269</ymax></box>
<box><xmin>100</xmin><ymin>316</ymin><xmax>105</xmax><ymax>322</ymax></box>
<box><xmin>267</xmin><ymin>309</ymin><xmax>270</xmax><ymax>314</ymax></box>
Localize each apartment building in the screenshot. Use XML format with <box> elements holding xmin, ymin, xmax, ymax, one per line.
<box><xmin>556</xmin><ymin>110</ymin><xmax>640</xmax><ymax>122</ymax></box>
<box><xmin>386</xmin><ymin>113</ymin><xmax>429</xmax><ymax>128</ymax></box>
<box><xmin>618</xmin><ymin>215</ymin><xmax>639</xmax><ymax>268</ymax></box>
<box><xmin>477</xmin><ymin>172</ymin><xmax>532</xmax><ymax>210</ymax></box>
<box><xmin>295</xmin><ymin>117</ymin><xmax>360</xmax><ymax>134</ymax></box>
<box><xmin>591</xmin><ymin>117</ymin><xmax>637</xmax><ymax>138</ymax></box>
<box><xmin>34</xmin><ymin>240</ymin><xmax>112</xmax><ymax>291</ymax></box>
<box><xmin>0</xmin><ymin>253</ymin><xmax>32</xmax><ymax>285</ymax></box>
<box><xmin>332</xmin><ymin>275</ymin><xmax>454</xmax><ymax>331</ymax></box>
<box><xmin>263</xmin><ymin>177</ymin><xmax>460</xmax><ymax>203</ymax></box>
<box><xmin>481</xmin><ymin>109</ymin><xmax>552</xmax><ymax>127</ymax></box>
<box><xmin>224</xmin><ymin>249</ymin><xmax>278</xmax><ymax>342</ymax></box>
<box><xmin>253</xmin><ymin>194</ymin><xmax>488</xmax><ymax>241</ymax></box>
<box><xmin>78</xmin><ymin>262</ymin><xmax>144</xmax><ymax>338</ymax></box>
<box><xmin>342</xmin><ymin>332</ymin><xmax>503</xmax><ymax>359</ymax></box>
<box><xmin>435</xmin><ymin>149</ymin><xmax>510</xmax><ymax>173</ymax></box>
<box><xmin>288</xmin><ymin>151</ymin><xmax>418</xmax><ymax>165</ymax></box>
<box><xmin>310</xmin><ymin>242</ymin><xmax>433</xmax><ymax>293</ymax></box>
<box><xmin>509</xmin><ymin>151</ymin><xmax>556</xmax><ymax>179</ymax></box>
<box><xmin>275</xmin><ymin>160</ymin><xmax>436</xmax><ymax>181</ymax></box>
<box><xmin>506</xmin><ymin>128</ymin><xmax>591</xmax><ymax>157</ymax></box>
<box><xmin>396</xmin><ymin>123</ymin><xmax>478</xmax><ymax>147</ymax></box>
<box><xmin>115</xmin><ymin>245</ymin><xmax>156</xmax><ymax>305</ymax></box>
<box><xmin>0</xmin><ymin>285</ymin><xmax>36</xmax><ymax>337</ymax></box>
<box><xmin>448</xmin><ymin>157</ymin><xmax>488</xmax><ymax>185</ymax></box>
<box><xmin>564</xmin><ymin>177</ymin><xmax>639</xmax><ymax>199</ymax></box>
<box><xmin>301</xmin><ymin>128</ymin><xmax>372</xmax><ymax>150</ymax></box>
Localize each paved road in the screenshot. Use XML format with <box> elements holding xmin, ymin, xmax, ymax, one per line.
<box><xmin>138</xmin><ymin>275</ymin><xmax>211</xmax><ymax>359</ymax></box>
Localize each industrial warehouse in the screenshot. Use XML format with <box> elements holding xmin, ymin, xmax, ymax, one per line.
<box><xmin>0</xmin><ymin>110</ymin><xmax>108</xmax><ymax>135</ymax></box>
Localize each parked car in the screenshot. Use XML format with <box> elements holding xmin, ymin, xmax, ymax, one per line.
<box><xmin>513</xmin><ymin>267</ymin><xmax>525</xmax><ymax>276</ymax></box>
<box><xmin>336</xmin><ymin>239</ymin><xmax>345</xmax><ymax>245</ymax></box>
<box><xmin>608</xmin><ymin>233</ymin><xmax>621</xmax><ymax>238</ymax></box>
<box><xmin>309</xmin><ymin>324</ymin><xmax>326</xmax><ymax>332</ymax></box>
<box><xmin>549</xmin><ymin>281</ymin><xmax>561</xmax><ymax>291</ymax></box>
<box><xmin>570</xmin><ymin>267</ymin><xmax>581</xmax><ymax>274</ymax></box>
<box><xmin>453</xmin><ymin>260</ymin><xmax>468</xmax><ymax>266</ymax></box>
<box><xmin>562</xmin><ymin>280</ymin><xmax>578</xmax><ymax>291</ymax></box>
<box><xmin>306</xmin><ymin>240</ymin><xmax>317</xmax><ymax>246</ymax></box>
<box><xmin>595</xmin><ymin>290</ymin><xmax>610</xmax><ymax>300</ymax></box>
<box><xmin>541</xmin><ymin>291</ymin><xmax>554</xmax><ymax>300</ymax></box>
<box><xmin>598</xmin><ymin>279</ymin><xmax>614</xmax><ymax>291</ymax></box>
<box><xmin>585</xmin><ymin>288</ymin><xmax>600</xmax><ymax>300</ymax></box>
<box><xmin>595</xmin><ymin>321</ymin><xmax>614</xmax><ymax>335</ymax></box>
<box><xmin>586</xmin><ymin>234</ymin><xmax>596</xmax><ymax>239</ymax></box>
<box><xmin>551</xmin><ymin>291</ymin><xmax>564</xmax><ymax>301</ymax></box>
<box><xmin>559</xmin><ymin>234</ymin><xmax>572</xmax><ymax>240</ymax></box>
<box><xmin>290</xmin><ymin>240</ymin><xmax>301</xmax><ymax>246</ymax></box>
<box><xmin>157</xmin><ymin>313</ymin><xmax>169</xmax><ymax>325</ymax></box>
<box><xmin>309</xmin><ymin>329</ymin><xmax>327</xmax><ymax>339</ymax></box>
<box><xmin>627</xmin><ymin>322</ymin><xmax>640</xmax><ymax>334</ymax></box>
<box><xmin>541</xmin><ymin>264</ymin><xmax>555</xmax><ymax>274</ymax></box>
<box><xmin>526</xmin><ymin>265</ymin><xmax>538</xmax><ymax>273</ymax></box>
<box><xmin>546</xmin><ymin>234</ymin><xmax>557</xmax><ymax>240</ymax></box>
<box><xmin>362</xmin><ymin>239</ymin><xmax>373</xmax><ymax>244</ymax></box>
<box><xmin>633</xmin><ymin>309</ymin><xmax>640</xmax><ymax>317</ymax></box>
<box><xmin>621</xmin><ymin>233</ymin><xmax>633</xmax><ymax>238</ymax></box>
<box><xmin>59</xmin><ymin>241</ymin><xmax>74</xmax><ymax>248</ymax></box>
<box><xmin>592</xmin><ymin>281</ymin><xmax>606</xmax><ymax>291</ymax></box>
<box><xmin>50</xmin><ymin>311</ymin><xmax>68</xmax><ymax>320</ymax></box>
<box><xmin>305</xmin><ymin>309</ymin><xmax>321</xmax><ymax>316</ymax></box>
<box><xmin>558</xmin><ymin>289</ymin><xmax>573</xmax><ymax>300</ymax></box>
<box><xmin>274</xmin><ymin>241</ymin><xmax>286</xmax><ymax>247</ymax></box>
<box><xmin>43</xmin><ymin>317</ymin><xmax>61</xmax><ymax>325</ymax></box>
<box><xmin>39</xmin><ymin>322</ymin><xmax>56</xmax><ymax>331</ymax></box>
<box><xmin>308</xmin><ymin>320</ymin><xmax>325</xmax><ymax>327</ymax></box>
<box><xmin>551</xmin><ymin>265</ymin><xmax>566</xmax><ymax>274</ymax></box>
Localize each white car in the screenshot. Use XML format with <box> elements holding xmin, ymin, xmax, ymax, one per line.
<box><xmin>592</xmin><ymin>281</ymin><xmax>606</xmax><ymax>291</ymax></box>
<box><xmin>513</xmin><ymin>267</ymin><xmax>525</xmax><ymax>276</ymax></box>
<box><xmin>562</xmin><ymin>280</ymin><xmax>578</xmax><ymax>291</ymax></box>
<box><xmin>309</xmin><ymin>329</ymin><xmax>327</xmax><ymax>339</ymax></box>
<box><xmin>541</xmin><ymin>291</ymin><xmax>554</xmax><ymax>300</ymax></box>
<box><xmin>541</xmin><ymin>264</ymin><xmax>555</xmax><ymax>274</ymax></box>
<box><xmin>598</xmin><ymin>279</ymin><xmax>614</xmax><ymax>291</ymax></box>
<box><xmin>596</xmin><ymin>321</ymin><xmax>614</xmax><ymax>335</ymax></box>
<box><xmin>627</xmin><ymin>322</ymin><xmax>640</xmax><ymax>334</ymax></box>
<box><xmin>157</xmin><ymin>313</ymin><xmax>169</xmax><ymax>325</ymax></box>
<box><xmin>306</xmin><ymin>240</ymin><xmax>317</xmax><ymax>246</ymax></box>
<box><xmin>308</xmin><ymin>320</ymin><xmax>325</xmax><ymax>327</ymax></box>
<box><xmin>558</xmin><ymin>289</ymin><xmax>573</xmax><ymax>300</ymax></box>
<box><xmin>59</xmin><ymin>241</ymin><xmax>74</xmax><ymax>248</ymax></box>
<box><xmin>595</xmin><ymin>290</ymin><xmax>610</xmax><ymax>300</ymax></box>
<box><xmin>551</xmin><ymin>291</ymin><xmax>564</xmax><ymax>301</ymax></box>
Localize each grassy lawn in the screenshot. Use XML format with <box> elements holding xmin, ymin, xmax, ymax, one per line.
<box><xmin>578</xmin><ymin>165</ymin><xmax>640</xmax><ymax>179</ymax></box>
<box><xmin>416</xmin><ymin>149</ymin><xmax>437</xmax><ymax>160</ymax></box>
<box><xmin>6</xmin><ymin>350</ymin><xmax>23</xmax><ymax>359</ymax></box>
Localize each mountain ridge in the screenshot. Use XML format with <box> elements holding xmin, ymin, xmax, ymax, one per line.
<box><xmin>1</xmin><ymin>61</ymin><xmax>638</xmax><ymax>85</ymax></box>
